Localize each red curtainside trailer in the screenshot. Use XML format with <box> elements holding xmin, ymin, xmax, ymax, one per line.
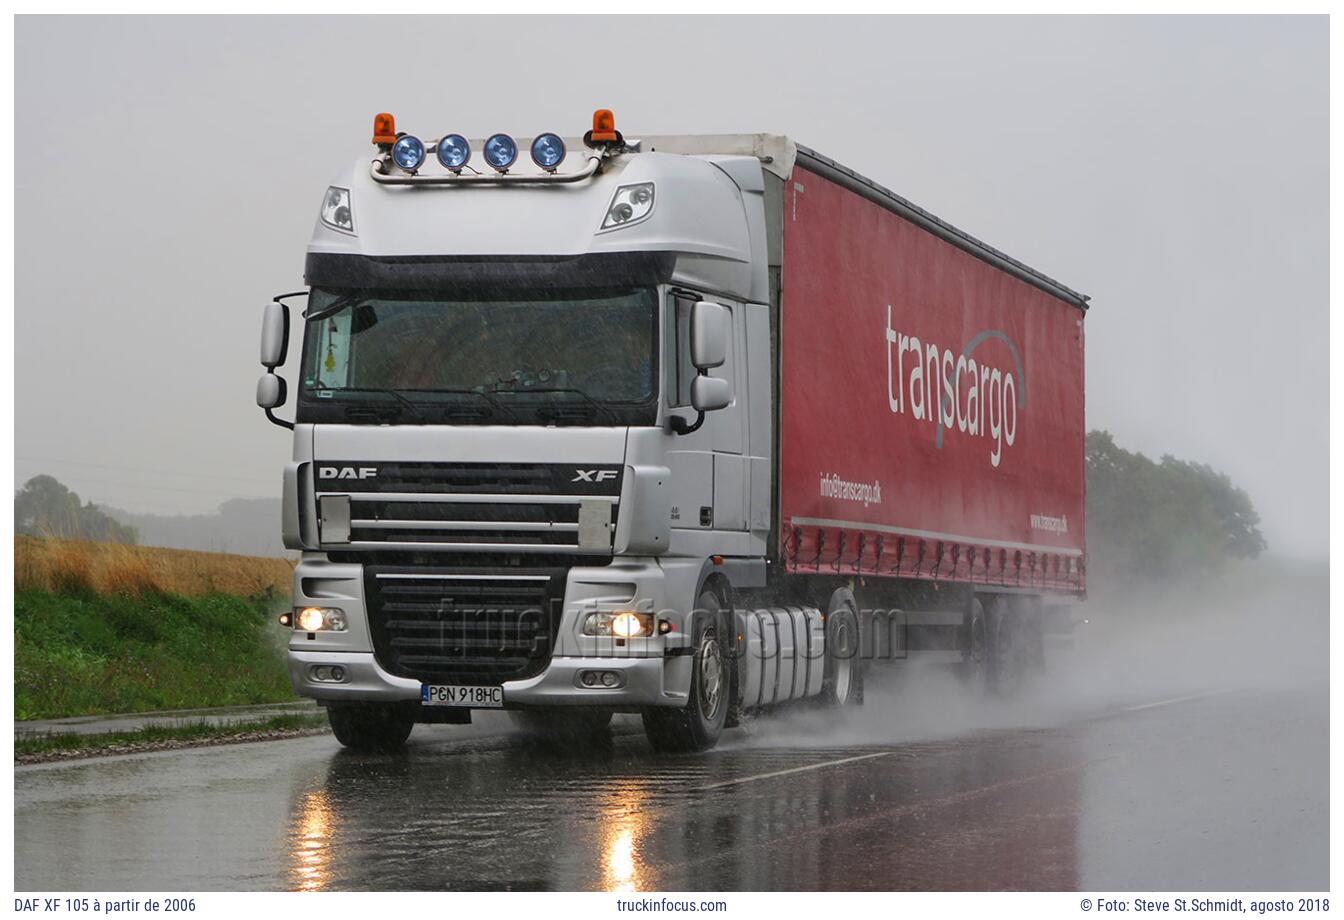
<box><xmin>776</xmin><ymin>149</ymin><xmax>1088</xmax><ymax>596</ymax></box>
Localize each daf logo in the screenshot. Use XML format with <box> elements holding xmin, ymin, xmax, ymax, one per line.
<box><xmin>573</xmin><ymin>469</ymin><xmax>618</xmax><ymax>483</ymax></box>
<box><xmin>319</xmin><ymin>466</ymin><xmax>378</xmax><ymax>480</ymax></box>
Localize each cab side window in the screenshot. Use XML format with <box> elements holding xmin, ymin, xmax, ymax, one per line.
<box><xmin>668</xmin><ymin>293</ymin><xmax>697</xmax><ymax>407</ymax></box>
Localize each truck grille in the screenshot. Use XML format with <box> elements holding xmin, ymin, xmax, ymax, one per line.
<box><xmin>364</xmin><ymin>566</ymin><xmax>567</xmax><ymax>685</ymax></box>
<box><xmin>347</xmin><ymin>499</ymin><xmax>605</xmax><ymax>547</ymax></box>
<box><xmin>315</xmin><ymin>462</ymin><xmax>621</xmax><ymax>554</ymax></box>
<box><xmin>321</xmin><ymin>462</ymin><xmax>604</xmax><ymax>494</ymax></box>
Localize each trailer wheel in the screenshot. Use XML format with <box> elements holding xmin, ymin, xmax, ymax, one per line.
<box><xmin>508</xmin><ymin>709</ymin><xmax>613</xmax><ymax>739</ymax></box>
<box><xmin>987</xmin><ymin>596</ymin><xmax>1023</xmax><ymax>696</ymax></box>
<box><xmin>327</xmin><ymin>701</ymin><xmax>416</xmax><ymax>752</ymax></box>
<box><xmin>963</xmin><ymin>597</ymin><xmax>990</xmax><ymax>695</ymax></box>
<box><xmin>642</xmin><ymin>590</ymin><xmax>729</xmax><ymax>753</ymax></box>
<box><xmin>1013</xmin><ymin>596</ymin><xmax>1046</xmax><ymax>672</ymax></box>
<box><xmin>820</xmin><ymin>588</ymin><xmax>864</xmax><ymax>707</ymax></box>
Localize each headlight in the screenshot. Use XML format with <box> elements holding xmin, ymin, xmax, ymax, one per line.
<box><xmin>600</xmin><ymin>182</ymin><xmax>655</xmax><ymax>231</ymax></box>
<box><xmin>583</xmin><ymin>611</ymin><xmax>653</xmax><ymax>638</ymax></box>
<box><xmin>392</xmin><ymin>135</ymin><xmax>426</xmax><ymax>171</ymax></box>
<box><xmin>319</xmin><ymin>187</ymin><xmax>354</xmax><ymax>234</ymax></box>
<box><xmin>294</xmin><ymin>607</ymin><xmax>347</xmax><ymax>632</ymax></box>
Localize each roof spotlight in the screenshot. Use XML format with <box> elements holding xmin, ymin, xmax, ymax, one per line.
<box><xmin>530</xmin><ymin>133</ymin><xmax>566</xmax><ymax>172</ymax></box>
<box><xmin>483</xmin><ymin>134</ymin><xmax>518</xmax><ymax>172</ymax></box>
<box><xmin>391</xmin><ymin>135</ymin><xmax>426</xmax><ymax>172</ymax></box>
<box><xmin>437</xmin><ymin>134</ymin><xmax>471</xmax><ymax>171</ymax></box>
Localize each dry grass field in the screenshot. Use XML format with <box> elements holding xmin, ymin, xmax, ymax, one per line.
<box><xmin>14</xmin><ymin>535</ymin><xmax>294</xmax><ymax>598</ymax></box>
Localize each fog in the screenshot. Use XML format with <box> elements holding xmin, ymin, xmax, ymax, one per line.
<box><xmin>726</xmin><ymin>557</ymin><xmax>1329</xmax><ymax>752</ymax></box>
<box><xmin>13</xmin><ymin>15</ymin><xmax>1328</xmax><ymax>558</ymax></box>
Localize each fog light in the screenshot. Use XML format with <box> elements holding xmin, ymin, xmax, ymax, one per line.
<box><xmin>578</xmin><ymin>670</ymin><xmax>623</xmax><ymax>689</ymax></box>
<box><xmin>309</xmin><ymin>665</ymin><xmax>348</xmax><ymax>683</ymax></box>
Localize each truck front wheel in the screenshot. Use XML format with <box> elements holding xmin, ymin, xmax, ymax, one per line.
<box><xmin>642</xmin><ymin>591</ymin><xmax>729</xmax><ymax>753</ymax></box>
<box><xmin>326</xmin><ymin>701</ymin><xmax>416</xmax><ymax>752</ymax></box>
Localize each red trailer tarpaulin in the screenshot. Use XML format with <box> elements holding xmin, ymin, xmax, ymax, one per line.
<box><xmin>779</xmin><ymin>165</ymin><xmax>1087</xmax><ymax>592</ymax></box>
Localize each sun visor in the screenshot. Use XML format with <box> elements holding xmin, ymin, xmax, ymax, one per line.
<box><xmin>304</xmin><ymin>251</ymin><xmax>677</xmax><ymax>292</ymax></box>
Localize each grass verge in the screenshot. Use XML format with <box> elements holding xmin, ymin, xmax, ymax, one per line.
<box><xmin>15</xmin><ymin>535</ymin><xmax>302</xmax><ymax>720</ymax></box>
<box><xmin>16</xmin><ymin>587</ymin><xmax>296</xmax><ymax>720</ymax></box>
<box><xmin>16</xmin><ymin>713</ymin><xmax>330</xmax><ymax>764</ymax></box>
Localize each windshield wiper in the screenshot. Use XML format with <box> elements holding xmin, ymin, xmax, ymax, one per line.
<box><xmin>496</xmin><ymin>387</ymin><xmax>620</xmax><ymax>424</ymax></box>
<box><xmin>305</xmin><ymin>295</ymin><xmax>366</xmax><ymax>322</ymax></box>
<box><xmin>394</xmin><ymin>388</ymin><xmax>518</xmax><ymax>422</ymax></box>
<box><xmin>317</xmin><ymin>387</ymin><xmax>517</xmax><ymax>423</ymax></box>
<box><xmin>331</xmin><ymin>388</ymin><xmax>428</xmax><ymax>424</ymax></box>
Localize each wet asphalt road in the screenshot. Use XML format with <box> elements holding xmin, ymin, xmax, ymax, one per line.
<box><xmin>14</xmin><ymin>674</ymin><xmax>1327</xmax><ymax>892</ymax></box>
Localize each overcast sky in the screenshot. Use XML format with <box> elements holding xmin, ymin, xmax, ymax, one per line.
<box><xmin>14</xmin><ymin>15</ymin><xmax>1328</xmax><ymax>558</ymax></box>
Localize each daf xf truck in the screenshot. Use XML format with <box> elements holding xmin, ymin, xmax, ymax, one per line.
<box><xmin>256</xmin><ymin>109</ymin><xmax>1089</xmax><ymax>752</ymax></box>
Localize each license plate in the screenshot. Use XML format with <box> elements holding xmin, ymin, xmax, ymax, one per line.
<box><xmin>421</xmin><ymin>684</ymin><xmax>504</xmax><ymax>708</ymax></box>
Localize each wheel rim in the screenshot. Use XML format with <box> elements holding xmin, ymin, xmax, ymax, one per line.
<box><xmin>996</xmin><ymin>614</ymin><xmax>1017</xmax><ymax>690</ymax></box>
<box><xmin>832</xmin><ymin>618</ymin><xmax>853</xmax><ymax>702</ymax></box>
<box><xmin>698</xmin><ymin>631</ymin><xmax>725</xmax><ymax>721</ymax></box>
<box><xmin>970</xmin><ymin>615</ymin><xmax>986</xmax><ymax>667</ymax></box>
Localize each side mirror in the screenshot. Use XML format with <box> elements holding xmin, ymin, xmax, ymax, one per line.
<box><xmin>690</xmin><ymin>375</ymin><xmax>731</xmax><ymax>413</ymax></box>
<box><xmin>256</xmin><ymin>373</ymin><xmax>287</xmax><ymax>410</ymax></box>
<box><xmin>260</xmin><ymin>301</ymin><xmax>290</xmax><ymax>369</ymax></box>
<box><xmin>690</xmin><ymin>301</ymin><xmax>729</xmax><ymax>370</ymax></box>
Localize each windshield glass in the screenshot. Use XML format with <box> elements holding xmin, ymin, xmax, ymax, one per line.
<box><xmin>297</xmin><ymin>286</ymin><xmax>658</xmax><ymax>425</ymax></box>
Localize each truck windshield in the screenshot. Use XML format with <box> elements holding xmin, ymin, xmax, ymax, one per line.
<box><xmin>297</xmin><ymin>286</ymin><xmax>658</xmax><ymax>425</ymax></box>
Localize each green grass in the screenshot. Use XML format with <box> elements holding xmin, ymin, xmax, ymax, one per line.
<box><xmin>15</xmin><ymin>713</ymin><xmax>329</xmax><ymax>758</ymax></box>
<box><xmin>15</xmin><ymin>588</ymin><xmax>298</xmax><ymax>721</ymax></box>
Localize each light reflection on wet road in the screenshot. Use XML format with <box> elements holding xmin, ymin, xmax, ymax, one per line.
<box><xmin>14</xmin><ymin>684</ymin><xmax>1327</xmax><ymax>891</ymax></box>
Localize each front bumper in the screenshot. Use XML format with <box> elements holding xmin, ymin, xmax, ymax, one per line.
<box><xmin>285</xmin><ymin>554</ymin><xmax>698</xmax><ymax>711</ymax></box>
<box><xmin>288</xmin><ymin>650</ymin><xmax>688</xmax><ymax>709</ymax></box>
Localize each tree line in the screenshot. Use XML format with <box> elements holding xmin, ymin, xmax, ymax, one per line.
<box><xmin>1085</xmin><ymin>430</ymin><xmax>1265</xmax><ymax>579</ymax></box>
<box><xmin>14</xmin><ymin>433</ymin><xmax>1267</xmax><ymax>579</ymax></box>
<box><xmin>14</xmin><ymin>475</ymin><xmax>138</xmax><ymax>544</ymax></box>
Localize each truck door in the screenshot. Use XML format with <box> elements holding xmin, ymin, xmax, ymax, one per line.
<box><xmin>665</xmin><ymin>291</ymin><xmax>747</xmax><ymax>533</ymax></box>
